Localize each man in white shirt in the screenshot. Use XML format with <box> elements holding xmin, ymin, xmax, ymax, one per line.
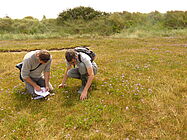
<box><xmin>59</xmin><ymin>49</ymin><xmax>98</xmax><ymax>100</ymax></box>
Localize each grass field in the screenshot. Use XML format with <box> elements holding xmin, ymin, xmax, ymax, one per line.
<box><xmin>0</xmin><ymin>37</ymin><xmax>186</xmax><ymax>139</ymax></box>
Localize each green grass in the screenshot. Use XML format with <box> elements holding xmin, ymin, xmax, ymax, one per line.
<box><xmin>0</xmin><ymin>37</ymin><xmax>186</xmax><ymax>139</ymax></box>
<box><xmin>1</xmin><ymin>28</ymin><xmax>187</xmax><ymax>41</ymax></box>
<box><xmin>113</xmin><ymin>28</ymin><xmax>187</xmax><ymax>38</ymax></box>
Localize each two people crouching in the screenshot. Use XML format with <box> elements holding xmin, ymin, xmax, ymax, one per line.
<box><xmin>20</xmin><ymin>49</ymin><xmax>97</xmax><ymax>100</ymax></box>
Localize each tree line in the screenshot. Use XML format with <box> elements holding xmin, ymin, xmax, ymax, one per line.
<box><xmin>0</xmin><ymin>6</ymin><xmax>187</xmax><ymax>36</ymax></box>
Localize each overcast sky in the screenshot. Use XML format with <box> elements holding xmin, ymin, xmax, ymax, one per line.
<box><xmin>0</xmin><ymin>0</ymin><xmax>186</xmax><ymax>19</ymax></box>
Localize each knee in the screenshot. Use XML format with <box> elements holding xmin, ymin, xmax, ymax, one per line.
<box><xmin>79</xmin><ymin>63</ymin><xmax>87</xmax><ymax>75</ymax></box>
<box><xmin>25</xmin><ymin>85</ymin><xmax>35</xmax><ymax>95</ymax></box>
<box><xmin>67</xmin><ymin>69</ymin><xmax>81</xmax><ymax>79</ymax></box>
<box><xmin>67</xmin><ymin>70</ymin><xmax>72</xmax><ymax>77</ymax></box>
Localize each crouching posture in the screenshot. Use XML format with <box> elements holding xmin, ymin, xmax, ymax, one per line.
<box><xmin>59</xmin><ymin>48</ymin><xmax>98</xmax><ymax>100</ymax></box>
<box><xmin>21</xmin><ymin>50</ymin><xmax>53</xmax><ymax>98</ymax></box>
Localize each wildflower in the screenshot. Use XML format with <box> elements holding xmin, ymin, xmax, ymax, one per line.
<box><xmin>65</xmin><ymin>134</ymin><xmax>71</xmax><ymax>139</ymax></box>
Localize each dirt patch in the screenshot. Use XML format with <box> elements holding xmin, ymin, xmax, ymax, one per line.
<box><xmin>0</xmin><ymin>45</ymin><xmax>91</xmax><ymax>53</ymax></box>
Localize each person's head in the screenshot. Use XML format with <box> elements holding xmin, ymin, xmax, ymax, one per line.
<box><xmin>65</xmin><ymin>49</ymin><xmax>77</xmax><ymax>65</ymax></box>
<box><xmin>37</xmin><ymin>50</ymin><xmax>51</xmax><ymax>64</ymax></box>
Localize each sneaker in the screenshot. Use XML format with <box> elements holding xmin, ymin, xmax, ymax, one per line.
<box><xmin>78</xmin><ymin>86</ymin><xmax>84</xmax><ymax>94</ymax></box>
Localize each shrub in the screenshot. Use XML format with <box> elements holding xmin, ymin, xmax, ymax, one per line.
<box><xmin>0</xmin><ymin>18</ymin><xmax>13</xmax><ymax>32</ymax></box>
<box><xmin>57</xmin><ymin>6</ymin><xmax>108</xmax><ymax>24</ymax></box>
<box><xmin>164</xmin><ymin>11</ymin><xmax>187</xmax><ymax>29</ymax></box>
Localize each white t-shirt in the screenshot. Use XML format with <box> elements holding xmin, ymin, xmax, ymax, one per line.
<box><xmin>67</xmin><ymin>52</ymin><xmax>97</xmax><ymax>69</ymax></box>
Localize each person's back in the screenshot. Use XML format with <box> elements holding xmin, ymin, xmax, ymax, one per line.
<box><xmin>21</xmin><ymin>50</ymin><xmax>51</xmax><ymax>79</ymax></box>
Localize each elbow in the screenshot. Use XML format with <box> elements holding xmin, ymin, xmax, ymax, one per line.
<box><xmin>22</xmin><ymin>76</ymin><xmax>29</xmax><ymax>80</ymax></box>
<box><xmin>21</xmin><ymin>73</ymin><xmax>29</xmax><ymax>80</ymax></box>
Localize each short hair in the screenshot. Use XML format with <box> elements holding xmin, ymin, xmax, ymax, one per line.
<box><xmin>38</xmin><ymin>50</ymin><xmax>51</xmax><ymax>63</ymax></box>
<box><xmin>65</xmin><ymin>49</ymin><xmax>76</xmax><ymax>62</ymax></box>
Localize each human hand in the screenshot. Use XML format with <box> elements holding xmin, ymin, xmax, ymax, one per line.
<box><xmin>45</xmin><ymin>86</ymin><xmax>50</xmax><ymax>92</ymax></box>
<box><xmin>34</xmin><ymin>85</ymin><xmax>41</xmax><ymax>91</ymax></box>
<box><xmin>80</xmin><ymin>90</ymin><xmax>88</xmax><ymax>100</ymax></box>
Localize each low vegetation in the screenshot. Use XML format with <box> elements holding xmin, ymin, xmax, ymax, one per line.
<box><xmin>0</xmin><ymin>7</ymin><xmax>187</xmax><ymax>40</ymax></box>
<box><xmin>0</xmin><ymin>37</ymin><xmax>186</xmax><ymax>139</ymax></box>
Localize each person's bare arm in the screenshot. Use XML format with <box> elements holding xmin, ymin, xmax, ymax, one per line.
<box><xmin>24</xmin><ymin>77</ymin><xmax>41</xmax><ymax>91</ymax></box>
<box><xmin>59</xmin><ymin>65</ymin><xmax>71</xmax><ymax>88</ymax></box>
<box><xmin>44</xmin><ymin>72</ymin><xmax>50</xmax><ymax>91</ymax></box>
<box><xmin>80</xmin><ymin>67</ymin><xmax>94</xmax><ymax>100</ymax></box>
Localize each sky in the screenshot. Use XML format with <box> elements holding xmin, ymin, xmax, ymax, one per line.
<box><xmin>0</xmin><ymin>0</ymin><xmax>186</xmax><ymax>20</ymax></box>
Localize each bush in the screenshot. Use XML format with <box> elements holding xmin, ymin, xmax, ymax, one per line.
<box><xmin>147</xmin><ymin>11</ymin><xmax>164</xmax><ymax>24</ymax></box>
<box><xmin>0</xmin><ymin>18</ymin><xmax>13</xmax><ymax>32</ymax></box>
<box><xmin>57</xmin><ymin>6</ymin><xmax>108</xmax><ymax>24</ymax></box>
<box><xmin>164</xmin><ymin>11</ymin><xmax>187</xmax><ymax>29</ymax></box>
<box><xmin>0</xmin><ymin>7</ymin><xmax>187</xmax><ymax>38</ymax></box>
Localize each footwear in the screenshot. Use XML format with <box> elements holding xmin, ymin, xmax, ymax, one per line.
<box><xmin>78</xmin><ymin>74</ymin><xmax>87</xmax><ymax>94</ymax></box>
<box><xmin>78</xmin><ymin>86</ymin><xmax>84</xmax><ymax>94</ymax></box>
<box><xmin>32</xmin><ymin>95</ymin><xmax>44</xmax><ymax>100</ymax></box>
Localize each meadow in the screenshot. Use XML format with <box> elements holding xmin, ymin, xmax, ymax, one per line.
<box><xmin>0</xmin><ymin>37</ymin><xmax>186</xmax><ymax>139</ymax></box>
